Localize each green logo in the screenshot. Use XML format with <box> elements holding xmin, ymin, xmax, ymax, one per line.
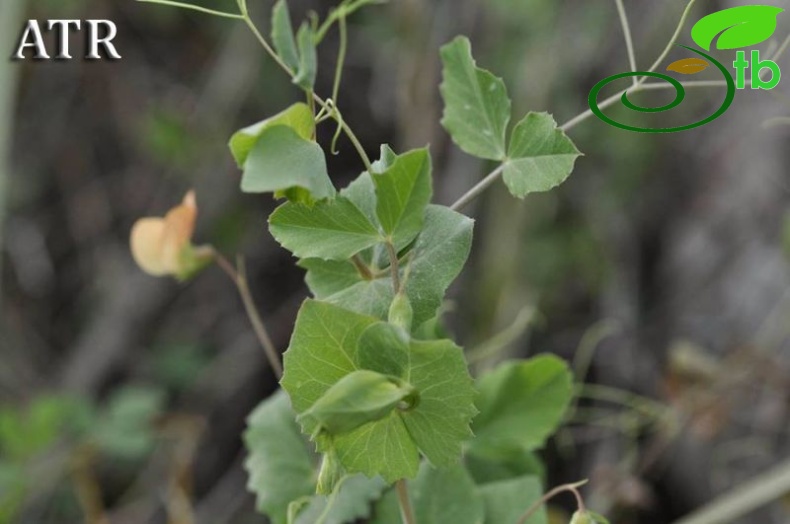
<box><xmin>589</xmin><ymin>5</ymin><xmax>784</xmax><ymax>133</ymax></box>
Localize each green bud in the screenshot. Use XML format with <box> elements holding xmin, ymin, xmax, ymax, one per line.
<box><xmin>570</xmin><ymin>511</ymin><xmax>593</xmax><ymax>524</ymax></box>
<box><xmin>298</xmin><ymin>370</ymin><xmax>416</xmax><ymax>436</ymax></box>
<box><xmin>388</xmin><ymin>292</ymin><xmax>413</xmax><ymax>332</ymax></box>
<box><xmin>316</xmin><ymin>449</ymin><xmax>345</xmax><ymax>495</ymax></box>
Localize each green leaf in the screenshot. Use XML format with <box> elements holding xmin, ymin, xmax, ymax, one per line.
<box><xmin>503</xmin><ymin>112</ymin><xmax>581</xmax><ymax>198</ymax></box>
<box><xmin>301</xmin><ymin>205</ymin><xmax>473</xmax><ymax>326</ymax></box>
<box><xmin>244</xmin><ymin>391</ymin><xmax>317</xmax><ymax>524</ymax></box>
<box><xmin>465</xmin><ymin>448</ymin><xmax>545</xmax><ymax>485</ymax></box>
<box><xmin>294</xmin><ymin>22</ymin><xmax>317</xmax><ymax>90</ymax></box>
<box><xmin>471</xmin><ymin>356</ymin><xmax>573</xmax><ymax>458</ymax></box>
<box><xmin>587</xmin><ymin>511</ymin><xmax>611</xmax><ymax>524</ymax></box>
<box><xmin>372</xmin><ymin>148</ymin><xmax>432</xmax><ymax>249</ymax></box>
<box><xmin>269</xmin><ymin>197</ymin><xmax>382</xmax><ymax>260</ymax></box>
<box><xmin>691</xmin><ymin>5</ymin><xmax>784</xmax><ymax>51</ymax></box>
<box><xmin>478</xmin><ymin>475</ymin><xmax>547</xmax><ymax>524</ymax></box>
<box><xmin>371</xmin><ymin>463</ymin><xmax>484</xmax><ymax>524</ymax></box>
<box><xmin>271</xmin><ymin>0</ymin><xmax>300</xmax><ymax>71</ymax></box>
<box><xmin>341</xmin><ymin>171</ymin><xmax>379</xmax><ymax>226</ymax></box>
<box><xmin>440</xmin><ymin>36</ymin><xmax>511</xmax><ymax>160</ymax></box>
<box><xmin>281</xmin><ymin>301</ymin><xmax>476</xmax><ymax>482</ymax></box>
<box><xmin>293</xmin><ymin>475</ymin><xmax>387</xmax><ymax>524</ymax></box>
<box><xmin>370</xmin><ymin>144</ymin><xmax>398</xmax><ymax>174</ymax></box>
<box><xmin>241</xmin><ymin>126</ymin><xmax>335</xmax><ymax>203</ymax></box>
<box><xmin>298</xmin><ymin>370</ymin><xmax>417</xmax><ymax>436</ymax></box>
<box><xmin>230</xmin><ymin>102</ymin><xmax>315</xmax><ymax>167</ymax></box>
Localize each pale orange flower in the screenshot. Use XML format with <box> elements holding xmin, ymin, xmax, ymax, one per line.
<box><xmin>130</xmin><ymin>191</ymin><xmax>213</xmax><ymax>279</ymax></box>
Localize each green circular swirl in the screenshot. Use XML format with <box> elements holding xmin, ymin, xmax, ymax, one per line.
<box><xmin>588</xmin><ymin>45</ymin><xmax>735</xmax><ymax>133</ymax></box>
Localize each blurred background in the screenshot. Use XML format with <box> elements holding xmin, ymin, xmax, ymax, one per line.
<box><xmin>2</xmin><ymin>0</ymin><xmax>790</xmax><ymax>522</ymax></box>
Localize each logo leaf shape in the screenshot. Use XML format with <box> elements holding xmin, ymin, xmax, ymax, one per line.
<box><xmin>691</xmin><ymin>5</ymin><xmax>784</xmax><ymax>51</ymax></box>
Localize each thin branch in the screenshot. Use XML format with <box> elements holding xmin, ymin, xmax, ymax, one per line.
<box><xmin>614</xmin><ymin>0</ymin><xmax>638</xmax><ymax>86</ymax></box>
<box><xmin>671</xmin><ymin>458</ymin><xmax>790</xmax><ymax>524</ymax></box>
<box><xmin>515</xmin><ymin>480</ymin><xmax>588</xmax><ymax>524</ymax></box>
<box><xmin>241</xmin><ymin>14</ymin><xmax>373</xmax><ymax>171</ymax></box>
<box><xmin>449</xmin><ymin>164</ymin><xmax>506</xmax><ymax>212</ymax></box>
<box><xmin>332</xmin><ymin>14</ymin><xmax>348</xmax><ymax>103</ymax></box>
<box><xmin>136</xmin><ymin>0</ymin><xmax>245</xmax><ymax>19</ymax></box>
<box><xmin>642</xmin><ymin>0</ymin><xmax>700</xmax><ymax>77</ymax></box>
<box><xmin>215</xmin><ymin>253</ymin><xmax>283</xmax><ymax>379</ymax></box>
<box><xmin>396</xmin><ymin>479</ymin><xmax>417</xmax><ymax>524</ymax></box>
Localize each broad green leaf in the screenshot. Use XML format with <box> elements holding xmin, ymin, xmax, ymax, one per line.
<box><xmin>440</xmin><ymin>36</ymin><xmax>511</xmax><ymax>160</ymax></box>
<box><xmin>229</xmin><ymin>103</ymin><xmax>314</xmax><ymax>167</ymax></box>
<box><xmin>691</xmin><ymin>5</ymin><xmax>784</xmax><ymax>51</ymax></box>
<box><xmin>301</xmin><ymin>205</ymin><xmax>473</xmax><ymax>326</ymax></box>
<box><xmin>269</xmin><ymin>197</ymin><xmax>382</xmax><ymax>260</ymax></box>
<box><xmin>281</xmin><ymin>302</ymin><xmax>476</xmax><ymax>482</ymax></box>
<box><xmin>370</xmin><ymin>144</ymin><xmax>398</xmax><ymax>174</ymax></box>
<box><xmin>241</xmin><ymin>126</ymin><xmax>334</xmax><ymax>202</ymax></box>
<box><xmin>293</xmin><ymin>475</ymin><xmax>388</xmax><ymax>524</ymax></box>
<box><xmin>341</xmin><ymin>172</ymin><xmax>379</xmax><ymax>226</ymax></box>
<box><xmin>298</xmin><ymin>370</ymin><xmax>416</xmax><ymax>436</ymax></box>
<box><xmin>294</xmin><ymin>23</ymin><xmax>317</xmax><ymax>90</ymax></box>
<box><xmin>372</xmin><ymin>148</ymin><xmax>432</xmax><ymax>249</ymax></box>
<box><xmin>478</xmin><ymin>475</ymin><xmax>547</xmax><ymax>524</ymax></box>
<box><xmin>244</xmin><ymin>391</ymin><xmax>316</xmax><ymax>524</ymax></box>
<box><xmin>503</xmin><ymin>112</ymin><xmax>581</xmax><ymax>198</ymax></box>
<box><xmin>465</xmin><ymin>448</ymin><xmax>545</xmax><ymax>485</ymax></box>
<box><xmin>371</xmin><ymin>463</ymin><xmax>484</xmax><ymax>524</ymax></box>
<box><xmin>471</xmin><ymin>356</ymin><xmax>573</xmax><ymax>458</ymax></box>
<box><xmin>271</xmin><ymin>0</ymin><xmax>300</xmax><ymax>71</ymax></box>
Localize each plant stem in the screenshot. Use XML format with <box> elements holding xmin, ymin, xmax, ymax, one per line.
<box><xmin>332</xmin><ymin>14</ymin><xmax>348</xmax><ymax>104</ymax></box>
<box><xmin>515</xmin><ymin>480</ymin><xmax>588</xmax><ymax>524</ymax></box>
<box><xmin>449</xmin><ymin>164</ymin><xmax>506</xmax><ymax>212</ymax></box>
<box><xmin>385</xmin><ymin>241</ymin><xmax>401</xmax><ymax>293</ymax></box>
<box><xmin>215</xmin><ymin>253</ymin><xmax>283</xmax><ymax>379</ymax></box>
<box><xmin>136</xmin><ymin>0</ymin><xmax>245</xmax><ymax>19</ymax></box>
<box><xmin>671</xmin><ymin>457</ymin><xmax>790</xmax><ymax>524</ymax></box>
<box><xmin>396</xmin><ymin>479</ymin><xmax>417</xmax><ymax>524</ymax></box>
<box><xmin>642</xmin><ymin>0</ymin><xmax>699</xmax><ymax>78</ymax></box>
<box><xmin>240</xmin><ymin>12</ymin><xmax>373</xmax><ymax>172</ymax></box>
<box><xmin>613</xmin><ymin>0</ymin><xmax>638</xmax><ymax>86</ymax></box>
<box><xmin>351</xmin><ymin>254</ymin><xmax>374</xmax><ymax>280</ymax></box>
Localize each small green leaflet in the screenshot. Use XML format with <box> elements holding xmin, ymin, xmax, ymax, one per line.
<box><xmin>503</xmin><ymin>112</ymin><xmax>581</xmax><ymax>198</ymax></box>
<box><xmin>691</xmin><ymin>5</ymin><xmax>784</xmax><ymax>51</ymax></box>
<box><xmin>243</xmin><ymin>391</ymin><xmax>316</xmax><ymax>524</ymax></box>
<box><xmin>243</xmin><ymin>391</ymin><xmax>387</xmax><ymax>524</ymax></box>
<box><xmin>370</xmin><ymin>464</ymin><xmax>484</xmax><ymax>524</ymax></box>
<box><xmin>291</xmin><ymin>475</ymin><xmax>387</xmax><ymax>524</ymax></box>
<box><xmin>229</xmin><ymin>102</ymin><xmax>315</xmax><ymax>167</ymax></box>
<box><xmin>478</xmin><ymin>475</ymin><xmax>547</xmax><ymax>524</ymax></box>
<box><xmin>440</xmin><ymin>36</ymin><xmax>511</xmax><ymax>161</ymax></box>
<box><xmin>281</xmin><ymin>301</ymin><xmax>476</xmax><ymax>483</ymax></box>
<box><xmin>298</xmin><ymin>205</ymin><xmax>473</xmax><ymax>326</ymax></box>
<box><xmin>471</xmin><ymin>355</ymin><xmax>573</xmax><ymax>459</ymax></box>
<box><xmin>294</xmin><ymin>23</ymin><xmax>318</xmax><ymax>90</ymax></box>
<box><xmin>371</xmin><ymin>148</ymin><xmax>432</xmax><ymax>249</ymax></box>
<box><xmin>271</xmin><ymin>0</ymin><xmax>300</xmax><ymax>71</ymax></box>
<box><xmin>269</xmin><ymin>196</ymin><xmax>382</xmax><ymax>260</ymax></box>
<box><xmin>240</xmin><ymin>126</ymin><xmax>336</xmax><ymax>203</ymax></box>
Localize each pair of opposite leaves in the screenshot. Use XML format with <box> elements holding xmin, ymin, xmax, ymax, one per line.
<box><xmin>665</xmin><ymin>5</ymin><xmax>783</xmax><ymax>75</ymax></box>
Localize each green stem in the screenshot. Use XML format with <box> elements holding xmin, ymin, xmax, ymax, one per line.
<box><xmin>385</xmin><ymin>241</ymin><xmax>401</xmax><ymax>293</ymax></box>
<box><xmin>515</xmin><ymin>480</ymin><xmax>587</xmax><ymax>524</ymax></box>
<box><xmin>332</xmin><ymin>14</ymin><xmax>348</xmax><ymax>103</ymax></box>
<box><xmin>215</xmin><ymin>253</ymin><xmax>283</xmax><ymax>378</ymax></box>
<box><xmin>136</xmin><ymin>0</ymin><xmax>245</xmax><ymax>19</ymax></box>
<box><xmin>396</xmin><ymin>479</ymin><xmax>417</xmax><ymax>524</ymax></box>
<box><xmin>613</xmin><ymin>0</ymin><xmax>638</xmax><ymax>86</ymax></box>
